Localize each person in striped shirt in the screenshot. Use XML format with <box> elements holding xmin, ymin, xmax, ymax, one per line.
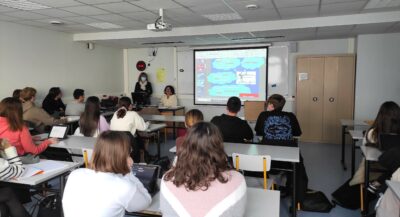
<box><xmin>0</xmin><ymin>138</ymin><xmax>30</xmax><ymax>217</ymax></box>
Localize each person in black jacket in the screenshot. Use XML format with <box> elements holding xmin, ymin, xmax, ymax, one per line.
<box><xmin>211</xmin><ymin>96</ymin><xmax>253</xmax><ymax>143</ymax></box>
<box><xmin>134</xmin><ymin>72</ymin><xmax>153</xmax><ymax>105</ymax></box>
<box><xmin>42</xmin><ymin>87</ymin><xmax>65</xmax><ymax>117</ymax></box>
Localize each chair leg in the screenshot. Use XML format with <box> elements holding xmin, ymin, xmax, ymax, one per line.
<box><xmin>360</xmin><ymin>184</ymin><xmax>364</xmax><ymax>211</ymax></box>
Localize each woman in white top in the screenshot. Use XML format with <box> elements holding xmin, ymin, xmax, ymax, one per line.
<box><xmin>160</xmin><ymin>85</ymin><xmax>177</xmax><ymax>108</ymax></box>
<box><xmin>110</xmin><ymin>97</ymin><xmax>148</xmax><ymax>162</ymax></box>
<box><xmin>62</xmin><ymin>131</ymin><xmax>151</xmax><ymax>217</ymax></box>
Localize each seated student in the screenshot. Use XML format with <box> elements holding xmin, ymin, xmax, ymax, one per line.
<box><xmin>0</xmin><ymin>139</ymin><xmax>30</xmax><ymax>217</ymax></box>
<box><xmin>42</xmin><ymin>87</ymin><xmax>66</xmax><ymax>117</ymax></box>
<box><xmin>65</xmin><ymin>89</ymin><xmax>85</xmax><ymax>116</ymax></box>
<box><xmin>0</xmin><ymin>98</ymin><xmax>58</xmax><ymax>163</ymax></box>
<box><xmin>62</xmin><ymin>131</ymin><xmax>151</xmax><ymax>217</ymax></box>
<box><xmin>175</xmin><ymin>109</ymin><xmax>203</xmax><ymax>153</ymax></box>
<box><xmin>74</xmin><ymin>96</ymin><xmax>109</xmax><ymax>137</ymax></box>
<box><xmin>160</xmin><ymin>85</ymin><xmax>177</xmax><ymax>107</ymax></box>
<box><xmin>211</xmin><ymin>96</ymin><xmax>253</xmax><ymax>143</ymax></box>
<box><xmin>12</xmin><ymin>89</ymin><xmax>21</xmax><ymax>99</ymax></box>
<box><xmin>350</xmin><ymin>101</ymin><xmax>400</xmax><ymax>192</ymax></box>
<box><xmin>161</xmin><ymin>122</ymin><xmax>247</xmax><ymax>217</ymax></box>
<box><xmin>255</xmin><ymin>94</ymin><xmax>301</xmax><ymax>145</ymax></box>
<box><xmin>19</xmin><ymin>87</ymin><xmax>66</xmax><ymax>133</ymax></box>
<box><xmin>110</xmin><ymin>97</ymin><xmax>148</xmax><ymax>162</ymax></box>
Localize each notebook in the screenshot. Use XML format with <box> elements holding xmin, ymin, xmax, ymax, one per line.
<box><xmin>18</xmin><ymin>160</ymin><xmax>67</xmax><ymax>180</ymax></box>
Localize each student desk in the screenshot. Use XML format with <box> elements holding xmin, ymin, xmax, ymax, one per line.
<box><xmin>170</xmin><ymin>142</ymin><xmax>299</xmax><ymax>217</ymax></box>
<box><xmin>340</xmin><ymin>119</ymin><xmax>369</xmax><ymax>171</ymax></box>
<box><xmin>360</xmin><ymin>145</ymin><xmax>382</xmax><ymax>216</ymax></box>
<box><xmin>128</xmin><ymin>187</ymin><xmax>280</xmax><ymax>217</ymax></box>
<box><xmin>386</xmin><ymin>180</ymin><xmax>400</xmax><ymax>201</ymax></box>
<box><xmin>1</xmin><ymin>160</ymin><xmax>80</xmax><ymax>197</ymax></box>
<box><xmin>138</xmin><ymin>123</ymin><xmax>167</xmax><ymax>159</ymax></box>
<box><xmin>349</xmin><ymin>130</ymin><xmax>364</xmax><ymax>175</ymax></box>
<box><xmin>142</xmin><ymin>114</ymin><xmax>185</xmax><ymax>140</ymax></box>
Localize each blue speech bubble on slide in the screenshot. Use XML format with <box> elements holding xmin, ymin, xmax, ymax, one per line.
<box><xmin>209</xmin><ymin>85</ymin><xmax>251</xmax><ymax>97</ymax></box>
<box><xmin>212</xmin><ymin>58</ymin><xmax>241</xmax><ymax>70</ymax></box>
<box><xmin>207</xmin><ymin>72</ymin><xmax>236</xmax><ymax>85</ymax></box>
<box><xmin>241</xmin><ymin>57</ymin><xmax>265</xmax><ymax>70</ymax></box>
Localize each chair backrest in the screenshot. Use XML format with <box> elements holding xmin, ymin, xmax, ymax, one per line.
<box><xmin>231</xmin><ymin>153</ymin><xmax>271</xmax><ymax>172</ymax></box>
<box><xmin>244</xmin><ymin>101</ymin><xmax>265</xmax><ymax>122</ymax></box>
<box><xmin>379</xmin><ymin>134</ymin><xmax>400</xmax><ymax>151</ymax></box>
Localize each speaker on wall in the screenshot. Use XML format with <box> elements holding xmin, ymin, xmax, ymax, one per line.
<box><xmin>87</xmin><ymin>42</ymin><xmax>95</xmax><ymax>50</ymax></box>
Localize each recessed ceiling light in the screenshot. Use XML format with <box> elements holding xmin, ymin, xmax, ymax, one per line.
<box><xmin>364</xmin><ymin>0</ymin><xmax>400</xmax><ymax>9</ymax></box>
<box><xmin>50</xmin><ymin>20</ymin><xmax>63</xmax><ymax>25</ymax></box>
<box><xmin>87</xmin><ymin>22</ymin><xmax>123</xmax><ymax>29</ymax></box>
<box><xmin>246</xmin><ymin>4</ymin><xmax>258</xmax><ymax>10</ymax></box>
<box><xmin>203</xmin><ymin>13</ymin><xmax>242</xmax><ymax>21</ymax></box>
<box><xmin>0</xmin><ymin>0</ymin><xmax>50</xmax><ymax>10</ymax></box>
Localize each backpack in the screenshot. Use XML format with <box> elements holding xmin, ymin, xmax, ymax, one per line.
<box><xmin>332</xmin><ymin>178</ymin><xmax>377</xmax><ymax>209</ymax></box>
<box><xmin>301</xmin><ymin>190</ymin><xmax>333</xmax><ymax>212</ymax></box>
<box><xmin>36</xmin><ymin>194</ymin><xmax>62</xmax><ymax>217</ymax></box>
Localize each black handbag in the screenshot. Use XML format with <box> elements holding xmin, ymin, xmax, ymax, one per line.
<box><xmin>301</xmin><ymin>190</ymin><xmax>333</xmax><ymax>212</ymax></box>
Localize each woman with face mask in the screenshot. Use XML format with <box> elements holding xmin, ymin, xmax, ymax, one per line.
<box><xmin>134</xmin><ymin>72</ymin><xmax>153</xmax><ymax>105</ymax></box>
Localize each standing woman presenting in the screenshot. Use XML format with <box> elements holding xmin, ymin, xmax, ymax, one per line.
<box><xmin>134</xmin><ymin>72</ymin><xmax>153</xmax><ymax>105</ymax></box>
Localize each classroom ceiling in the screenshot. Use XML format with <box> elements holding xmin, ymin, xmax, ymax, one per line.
<box><xmin>0</xmin><ymin>0</ymin><xmax>400</xmax><ymax>47</ymax></box>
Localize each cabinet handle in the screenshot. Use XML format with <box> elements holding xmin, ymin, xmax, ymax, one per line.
<box><xmin>329</xmin><ymin>97</ymin><xmax>335</xmax><ymax>102</ymax></box>
<box><xmin>312</xmin><ymin>97</ymin><xmax>318</xmax><ymax>102</ymax></box>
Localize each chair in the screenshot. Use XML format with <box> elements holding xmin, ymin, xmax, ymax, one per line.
<box><xmin>232</xmin><ymin>153</ymin><xmax>274</xmax><ymax>190</ymax></box>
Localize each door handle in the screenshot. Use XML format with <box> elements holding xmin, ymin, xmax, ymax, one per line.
<box><xmin>312</xmin><ymin>97</ymin><xmax>318</xmax><ymax>102</ymax></box>
<box><xmin>329</xmin><ymin>97</ymin><xmax>335</xmax><ymax>102</ymax></box>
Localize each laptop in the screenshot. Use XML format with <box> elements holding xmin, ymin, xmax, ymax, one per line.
<box><xmin>48</xmin><ymin>125</ymin><xmax>69</xmax><ymax>139</ymax></box>
<box><xmin>132</xmin><ymin>163</ymin><xmax>160</xmax><ymax>195</ymax></box>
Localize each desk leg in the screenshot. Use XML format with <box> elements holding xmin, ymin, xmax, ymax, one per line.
<box><xmin>362</xmin><ymin>158</ymin><xmax>370</xmax><ymax>216</ymax></box>
<box><xmin>172</xmin><ymin>110</ymin><xmax>176</xmax><ymax>139</ymax></box>
<box><xmin>60</xmin><ymin>175</ymin><xmax>66</xmax><ymax>217</ymax></box>
<box><xmin>157</xmin><ymin>130</ymin><xmax>161</xmax><ymax>159</ymax></box>
<box><xmin>351</xmin><ymin>139</ymin><xmax>356</xmax><ymax>175</ymax></box>
<box><xmin>292</xmin><ymin>162</ymin><xmax>297</xmax><ymax>217</ymax></box>
<box><xmin>341</xmin><ymin>126</ymin><xmax>347</xmax><ymax>171</ymax></box>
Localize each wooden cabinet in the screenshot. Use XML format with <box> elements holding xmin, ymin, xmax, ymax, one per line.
<box><xmin>296</xmin><ymin>55</ymin><xmax>355</xmax><ymax>144</ymax></box>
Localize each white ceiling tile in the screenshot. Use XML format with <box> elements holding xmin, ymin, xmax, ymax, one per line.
<box><xmin>278</xmin><ymin>5</ymin><xmax>319</xmax><ymax>19</ymax></box>
<box><xmin>4</xmin><ymin>11</ymin><xmax>49</xmax><ymax>19</ymax></box>
<box><xmin>191</xmin><ymin>3</ymin><xmax>235</xmax><ymax>14</ymax></box>
<box><xmin>0</xmin><ymin>5</ymin><xmax>18</xmax><ymax>12</ymax></box>
<box><xmin>224</xmin><ymin>0</ymin><xmax>275</xmax><ymax>10</ymax></box>
<box><xmin>129</xmin><ymin>0</ymin><xmax>183</xmax><ymax>10</ymax></box>
<box><xmin>172</xmin><ymin>0</ymin><xmax>216</xmax><ymax>7</ymax></box>
<box><xmin>163</xmin><ymin>7</ymin><xmax>196</xmax><ymax>17</ymax></box>
<box><xmin>78</xmin><ymin>0</ymin><xmax>122</xmax><ymax>4</ymax></box>
<box><xmin>62</xmin><ymin>5</ymin><xmax>109</xmax><ymax>15</ymax></box>
<box><xmin>34</xmin><ymin>8</ymin><xmax>79</xmax><ymax>17</ymax></box>
<box><xmin>35</xmin><ymin>18</ymin><xmax>77</xmax><ymax>25</ymax></box>
<box><xmin>320</xmin><ymin>1</ymin><xmax>367</xmax><ymax>16</ymax></box>
<box><xmin>274</xmin><ymin>0</ymin><xmax>320</xmax><ymax>8</ymax></box>
<box><xmin>95</xmin><ymin>2</ymin><xmax>143</xmax><ymax>13</ymax></box>
<box><xmin>90</xmin><ymin>14</ymin><xmax>131</xmax><ymax>22</ymax></box>
<box><xmin>63</xmin><ymin>16</ymin><xmax>100</xmax><ymax>24</ymax></box>
<box><xmin>236</xmin><ymin>8</ymin><xmax>280</xmax><ymax>22</ymax></box>
<box><xmin>322</xmin><ymin>0</ymin><xmax>366</xmax><ymax>4</ymax></box>
<box><xmin>120</xmin><ymin>11</ymin><xmax>156</xmax><ymax>22</ymax></box>
<box><xmin>30</xmin><ymin>0</ymin><xmax>83</xmax><ymax>7</ymax></box>
<box><xmin>0</xmin><ymin>14</ymin><xmax>20</xmax><ymax>21</ymax></box>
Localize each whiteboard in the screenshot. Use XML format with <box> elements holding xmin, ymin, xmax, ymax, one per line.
<box><xmin>177</xmin><ymin>46</ymin><xmax>289</xmax><ymax>96</ymax></box>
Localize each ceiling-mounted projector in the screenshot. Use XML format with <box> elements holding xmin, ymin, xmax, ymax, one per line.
<box><xmin>147</xmin><ymin>8</ymin><xmax>172</xmax><ymax>32</ymax></box>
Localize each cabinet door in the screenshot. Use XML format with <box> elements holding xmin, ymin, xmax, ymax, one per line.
<box><xmin>337</xmin><ymin>56</ymin><xmax>355</xmax><ymax>126</ymax></box>
<box><xmin>296</xmin><ymin>57</ymin><xmax>324</xmax><ymax>142</ymax></box>
<box><xmin>323</xmin><ymin>57</ymin><xmax>339</xmax><ymax>143</ymax></box>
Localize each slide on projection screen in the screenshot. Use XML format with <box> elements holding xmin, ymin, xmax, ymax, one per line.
<box><xmin>194</xmin><ymin>47</ymin><xmax>268</xmax><ymax>105</ymax></box>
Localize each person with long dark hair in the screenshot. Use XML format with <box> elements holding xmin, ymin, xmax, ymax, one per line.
<box><xmin>42</xmin><ymin>87</ymin><xmax>66</xmax><ymax>117</ymax></box>
<box><xmin>75</xmin><ymin>96</ymin><xmax>109</xmax><ymax>137</ymax></box>
<box><xmin>134</xmin><ymin>72</ymin><xmax>152</xmax><ymax>105</ymax></box>
<box><xmin>161</xmin><ymin>122</ymin><xmax>247</xmax><ymax>216</ymax></box>
<box><xmin>62</xmin><ymin>131</ymin><xmax>151</xmax><ymax>217</ymax></box>
<box><xmin>0</xmin><ymin>97</ymin><xmax>57</xmax><ymax>158</ymax></box>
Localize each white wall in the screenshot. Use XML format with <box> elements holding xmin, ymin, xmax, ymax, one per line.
<box><xmin>125</xmin><ymin>38</ymin><xmax>354</xmax><ymax>120</ymax></box>
<box><xmin>0</xmin><ymin>21</ymin><xmax>124</xmax><ymax>103</ymax></box>
<box><xmin>355</xmin><ymin>33</ymin><xmax>400</xmax><ymax>120</ymax></box>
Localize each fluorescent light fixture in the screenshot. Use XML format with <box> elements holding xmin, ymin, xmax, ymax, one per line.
<box><xmin>0</xmin><ymin>0</ymin><xmax>50</xmax><ymax>10</ymax></box>
<box><xmin>203</xmin><ymin>13</ymin><xmax>242</xmax><ymax>21</ymax></box>
<box><xmin>364</xmin><ymin>0</ymin><xmax>400</xmax><ymax>9</ymax></box>
<box><xmin>87</xmin><ymin>22</ymin><xmax>123</xmax><ymax>29</ymax></box>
